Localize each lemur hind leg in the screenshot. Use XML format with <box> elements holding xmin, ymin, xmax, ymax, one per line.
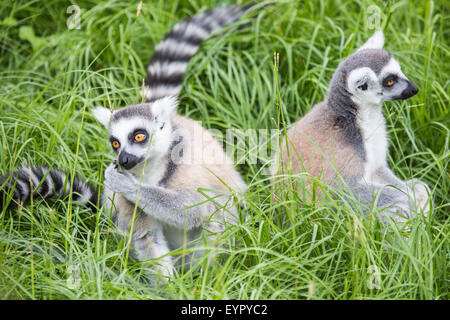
<box><xmin>103</xmin><ymin>178</ymin><xmax>174</xmax><ymax>281</ymax></box>
<box><xmin>104</xmin><ymin>164</ymin><xmax>224</xmax><ymax>275</ymax></box>
<box><xmin>341</xmin><ymin>179</ymin><xmax>417</xmax><ymax>226</ymax></box>
<box><xmin>171</xmin><ymin>195</ymin><xmax>239</xmax><ymax>272</ymax></box>
<box><xmin>133</xmin><ymin>226</ymin><xmax>174</xmax><ymax>280</ymax></box>
<box><xmin>372</xmin><ymin>167</ymin><xmax>432</xmax><ymax>215</ymax></box>
<box><xmin>404</xmin><ymin>178</ymin><xmax>432</xmax><ymax>215</ymax></box>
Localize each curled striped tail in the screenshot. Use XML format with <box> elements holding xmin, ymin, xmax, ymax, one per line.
<box><xmin>141</xmin><ymin>3</ymin><xmax>256</xmax><ymax>102</ymax></box>
<box><xmin>0</xmin><ymin>166</ymin><xmax>100</xmax><ymax>212</ymax></box>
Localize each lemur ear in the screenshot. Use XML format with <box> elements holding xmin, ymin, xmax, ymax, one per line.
<box><xmin>357</xmin><ymin>29</ymin><xmax>384</xmax><ymax>51</ymax></box>
<box><xmin>347</xmin><ymin>67</ymin><xmax>376</xmax><ymax>92</ymax></box>
<box><xmin>151</xmin><ymin>96</ymin><xmax>178</xmax><ymax>122</ymax></box>
<box><xmin>92</xmin><ymin>106</ymin><xmax>112</xmax><ymax>128</ymax></box>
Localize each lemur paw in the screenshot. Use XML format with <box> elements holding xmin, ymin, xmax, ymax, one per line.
<box><xmin>104</xmin><ymin>163</ymin><xmax>138</xmax><ymax>194</ymax></box>
<box><xmin>405</xmin><ymin>178</ymin><xmax>432</xmax><ymax>216</ymax></box>
<box><xmin>381</xmin><ymin>204</ymin><xmax>412</xmax><ymax>232</ymax></box>
<box><xmin>387</xmin><ymin>204</ymin><xmax>411</xmax><ymax>224</ymax></box>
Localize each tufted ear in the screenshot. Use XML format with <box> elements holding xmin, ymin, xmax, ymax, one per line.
<box><xmin>346</xmin><ymin>67</ymin><xmax>377</xmax><ymax>93</ymax></box>
<box><xmin>92</xmin><ymin>106</ymin><xmax>112</xmax><ymax>128</ymax></box>
<box><xmin>357</xmin><ymin>29</ymin><xmax>384</xmax><ymax>51</ymax></box>
<box><xmin>151</xmin><ymin>96</ymin><xmax>178</xmax><ymax>122</ymax></box>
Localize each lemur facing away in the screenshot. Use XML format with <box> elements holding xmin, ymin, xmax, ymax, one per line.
<box><xmin>277</xmin><ymin>30</ymin><xmax>432</xmax><ymax>227</ymax></box>
<box><xmin>0</xmin><ymin>5</ymin><xmax>253</xmax><ymax>280</ymax></box>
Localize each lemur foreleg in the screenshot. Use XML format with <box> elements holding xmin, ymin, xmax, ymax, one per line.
<box><xmin>104</xmin><ymin>164</ymin><xmax>217</xmax><ymax>230</ymax></box>
<box><xmin>371</xmin><ymin>167</ymin><xmax>406</xmax><ymax>188</ymax></box>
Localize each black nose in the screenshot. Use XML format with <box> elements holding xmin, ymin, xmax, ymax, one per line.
<box><xmin>401</xmin><ymin>81</ymin><xmax>419</xmax><ymax>99</ymax></box>
<box><xmin>118</xmin><ymin>151</ymin><xmax>140</xmax><ymax>170</ymax></box>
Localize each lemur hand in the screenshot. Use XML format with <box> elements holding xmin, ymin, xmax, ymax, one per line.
<box><xmin>104</xmin><ymin>163</ymin><xmax>138</xmax><ymax>194</ymax></box>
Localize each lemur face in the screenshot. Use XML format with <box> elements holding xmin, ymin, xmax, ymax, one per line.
<box><xmin>92</xmin><ymin>96</ymin><xmax>177</xmax><ymax>172</ymax></box>
<box><xmin>346</xmin><ymin>56</ymin><xmax>418</xmax><ymax>106</ymax></box>
<box><xmin>341</xmin><ymin>30</ymin><xmax>418</xmax><ymax>106</ymax></box>
<box><xmin>376</xmin><ymin>58</ymin><xmax>418</xmax><ymax>101</ymax></box>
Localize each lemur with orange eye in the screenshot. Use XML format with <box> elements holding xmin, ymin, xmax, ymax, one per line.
<box><xmin>0</xmin><ymin>4</ymin><xmax>255</xmax><ymax>280</ymax></box>
<box><xmin>276</xmin><ymin>30</ymin><xmax>432</xmax><ymax>227</ymax></box>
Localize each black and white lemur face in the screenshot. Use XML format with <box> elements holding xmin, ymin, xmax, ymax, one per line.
<box><xmin>92</xmin><ymin>96</ymin><xmax>177</xmax><ymax>174</ymax></box>
<box><xmin>331</xmin><ymin>30</ymin><xmax>419</xmax><ymax>106</ymax></box>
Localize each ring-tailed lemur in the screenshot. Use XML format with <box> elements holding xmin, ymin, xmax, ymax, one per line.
<box><xmin>0</xmin><ymin>4</ymin><xmax>254</xmax><ymax>279</ymax></box>
<box><xmin>276</xmin><ymin>30</ymin><xmax>432</xmax><ymax>226</ymax></box>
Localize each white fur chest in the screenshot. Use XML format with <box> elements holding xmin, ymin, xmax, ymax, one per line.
<box><xmin>129</xmin><ymin>156</ymin><xmax>168</xmax><ymax>186</ymax></box>
<box><xmin>357</xmin><ymin>104</ymin><xmax>388</xmax><ymax>182</ymax></box>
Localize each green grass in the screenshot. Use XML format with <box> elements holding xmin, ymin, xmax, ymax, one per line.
<box><xmin>0</xmin><ymin>0</ymin><xmax>448</xmax><ymax>299</ymax></box>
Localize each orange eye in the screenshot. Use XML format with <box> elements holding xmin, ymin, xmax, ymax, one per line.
<box><xmin>112</xmin><ymin>140</ymin><xmax>120</xmax><ymax>149</ymax></box>
<box><xmin>135</xmin><ymin>133</ymin><xmax>146</xmax><ymax>142</ymax></box>
<box><xmin>387</xmin><ymin>80</ymin><xmax>394</xmax><ymax>86</ymax></box>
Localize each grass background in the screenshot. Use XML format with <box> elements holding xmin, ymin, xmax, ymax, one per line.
<box><xmin>0</xmin><ymin>0</ymin><xmax>448</xmax><ymax>299</ymax></box>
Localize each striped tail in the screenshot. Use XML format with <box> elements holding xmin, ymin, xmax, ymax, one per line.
<box><xmin>0</xmin><ymin>166</ymin><xmax>100</xmax><ymax>212</ymax></box>
<box><xmin>141</xmin><ymin>3</ymin><xmax>256</xmax><ymax>102</ymax></box>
